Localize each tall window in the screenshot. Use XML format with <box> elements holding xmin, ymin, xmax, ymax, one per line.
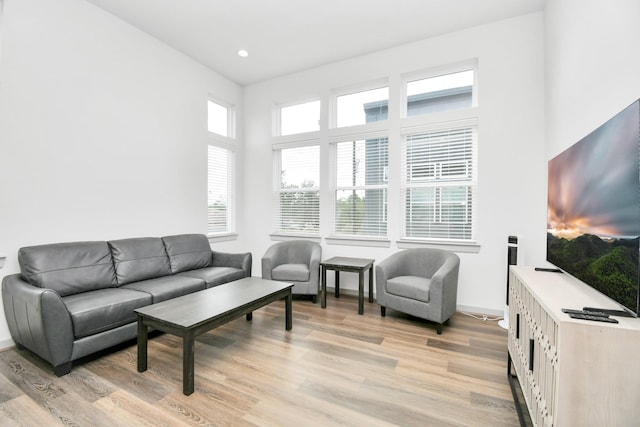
<box><xmin>274</xmin><ymin>145</ymin><xmax>320</xmax><ymax>235</ymax></box>
<box><xmin>333</xmin><ymin>137</ymin><xmax>388</xmax><ymax>237</ymax></box>
<box><xmin>402</xmin><ymin>127</ymin><xmax>476</xmax><ymax>241</ymax></box>
<box><xmin>207</xmin><ymin>145</ymin><xmax>235</xmax><ymax>234</ymax></box>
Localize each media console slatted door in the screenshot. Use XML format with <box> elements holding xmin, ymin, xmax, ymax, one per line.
<box><xmin>507</xmin><ymin>266</ymin><xmax>640</xmax><ymax>427</ymax></box>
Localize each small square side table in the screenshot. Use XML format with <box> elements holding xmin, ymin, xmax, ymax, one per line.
<box><xmin>320</xmin><ymin>256</ymin><xmax>374</xmax><ymax>315</ymax></box>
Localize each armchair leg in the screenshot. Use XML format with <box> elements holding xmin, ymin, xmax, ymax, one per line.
<box><xmin>381</xmin><ymin>306</ymin><xmax>386</xmax><ymax>317</ymax></box>
<box><xmin>436</xmin><ymin>323</ymin><xmax>443</xmax><ymax>335</ymax></box>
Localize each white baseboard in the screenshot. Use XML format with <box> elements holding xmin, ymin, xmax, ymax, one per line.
<box><xmin>0</xmin><ymin>338</ymin><xmax>15</xmax><ymax>351</ymax></box>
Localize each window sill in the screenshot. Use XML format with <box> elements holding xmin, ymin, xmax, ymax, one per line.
<box><xmin>397</xmin><ymin>239</ymin><xmax>480</xmax><ymax>253</ymax></box>
<box><xmin>269</xmin><ymin>233</ymin><xmax>321</xmax><ymax>243</ymax></box>
<box><xmin>207</xmin><ymin>233</ymin><xmax>238</xmax><ymax>244</ymax></box>
<box><xmin>326</xmin><ymin>236</ymin><xmax>391</xmax><ymax>248</ymax></box>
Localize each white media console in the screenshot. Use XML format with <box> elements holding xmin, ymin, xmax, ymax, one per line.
<box><xmin>507</xmin><ymin>266</ymin><xmax>640</xmax><ymax>426</ymax></box>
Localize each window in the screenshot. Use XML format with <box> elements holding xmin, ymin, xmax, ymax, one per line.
<box><xmin>402</xmin><ymin>127</ymin><xmax>476</xmax><ymax>241</ymax></box>
<box><xmin>333</xmin><ymin>137</ymin><xmax>388</xmax><ymax>237</ymax></box>
<box><xmin>208</xmin><ymin>100</ymin><xmax>231</xmax><ymax>137</ymax></box>
<box><xmin>336</xmin><ymin>87</ymin><xmax>389</xmax><ymax>127</ymax></box>
<box><xmin>280</xmin><ymin>100</ymin><xmax>320</xmax><ymax>136</ymax></box>
<box><xmin>207</xmin><ymin>145</ymin><xmax>235</xmax><ymax>235</ymax></box>
<box><xmin>406</xmin><ymin>70</ymin><xmax>474</xmax><ymax>117</ymax></box>
<box><xmin>274</xmin><ymin>145</ymin><xmax>320</xmax><ymax>235</ymax></box>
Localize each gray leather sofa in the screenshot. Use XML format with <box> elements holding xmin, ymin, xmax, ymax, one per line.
<box><xmin>1</xmin><ymin>233</ymin><xmax>251</xmax><ymax>376</ymax></box>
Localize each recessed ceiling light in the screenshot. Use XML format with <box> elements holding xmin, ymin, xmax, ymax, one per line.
<box><xmin>237</xmin><ymin>49</ymin><xmax>249</xmax><ymax>58</ymax></box>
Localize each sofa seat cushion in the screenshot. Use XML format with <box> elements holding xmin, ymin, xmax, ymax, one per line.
<box><xmin>177</xmin><ymin>267</ymin><xmax>244</xmax><ymax>288</ymax></box>
<box><xmin>272</xmin><ymin>264</ymin><xmax>310</xmax><ymax>282</ymax></box>
<box><xmin>108</xmin><ymin>237</ymin><xmax>172</xmax><ymax>285</ymax></box>
<box><xmin>162</xmin><ymin>234</ymin><xmax>212</xmax><ymax>274</ymax></box>
<box><xmin>63</xmin><ymin>288</ymin><xmax>152</xmax><ymax>339</ymax></box>
<box><xmin>386</xmin><ymin>276</ymin><xmax>431</xmax><ymax>303</ymax></box>
<box><xmin>18</xmin><ymin>241</ymin><xmax>117</xmax><ymax>297</ymax></box>
<box><xmin>121</xmin><ymin>275</ymin><xmax>206</xmax><ymax>303</ymax></box>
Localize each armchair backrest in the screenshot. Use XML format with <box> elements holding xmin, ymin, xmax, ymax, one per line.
<box><xmin>267</xmin><ymin>240</ymin><xmax>320</xmax><ymax>265</ymax></box>
<box><xmin>389</xmin><ymin>248</ymin><xmax>458</xmax><ymax>279</ymax></box>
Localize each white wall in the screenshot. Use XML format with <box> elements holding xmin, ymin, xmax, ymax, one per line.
<box><xmin>242</xmin><ymin>13</ymin><xmax>547</xmax><ymax>314</ymax></box>
<box><xmin>545</xmin><ymin>0</ymin><xmax>640</xmax><ymax>157</ymax></box>
<box><xmin>0</xmin><ymin>0</ymin><xmax>244</xmax><ymax>346</ymax></box>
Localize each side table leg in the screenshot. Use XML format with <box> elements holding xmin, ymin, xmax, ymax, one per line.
<box><xmin>137</xmin><ymin>316</ymin><xmax>148</xmax><ymax>372</ymax></box>
<box><xmin>369</xmin><ymin>265</ymin><xmax>374</xmax><ymax>303</ymax></box>
<box><xmin>321</xmin><ymin>266</ymin><xmax>327</xmax><ymax>309</ymax></box>
<box><xmin>335</xmin><ymin>270</ymin><xmax>340</xmax><ymax>298</ymax></box>
<box><xmin>358</xmin><ymin>271</ymin><xmax>364</xmax><ymax>315</ymax></box>
<box><xmin>183</xmin><ymin>333</ymin><xmax>195</xmax><ymax>395</ymax></box>
<box><xmin>285</xmin><ymin>290</ymin><xmax>293</xmax><ymax>330</ymax></box>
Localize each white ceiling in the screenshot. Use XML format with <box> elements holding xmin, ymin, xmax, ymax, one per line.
<box><xmin>85</xmin><ymin>0</ymin><xmax>544</xmax><ymax>86</ymax></box>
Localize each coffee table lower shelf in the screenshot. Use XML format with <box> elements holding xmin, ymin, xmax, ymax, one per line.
<box><xmin>135</xmin><ymin>277</ymin><xmax>293</xmax><ymax>395</ymax></box>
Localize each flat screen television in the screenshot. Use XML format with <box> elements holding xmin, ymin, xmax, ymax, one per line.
<box><xmin>546</xmin><ymin>99</ymin><xmax>640</xmax><ymax>317</ymax></box>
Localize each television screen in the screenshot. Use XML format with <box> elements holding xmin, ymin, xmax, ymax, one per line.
<box><xmin>546</xmin><ymin>99</ymin><xmax>640</xmax><ymax>316</ymax></box>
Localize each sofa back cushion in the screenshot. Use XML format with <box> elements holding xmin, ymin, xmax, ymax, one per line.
<box><xmin>162</xmin><ymin>234</ymin><xmax>212</xmax><ymax>274</ymax></box>
<box><xmin>108</xmin><ymin>237</ymin><xmax>171</xmax><ymax>285</ymax></box>
<box><xmin>18</xmin><ymin>241</ymin><xmax>117</xmax><ymax>296</ymax></box>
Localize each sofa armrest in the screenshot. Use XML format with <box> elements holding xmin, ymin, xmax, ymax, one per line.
<box><xmin>2</xmin><ymin>274</ymin><xmax>74</xmax><ymax>369</ymax></box>
<box><xmin>211</xmin><ymin>251</ymin><xmax>252</xmax><ymax>277</ymax></box>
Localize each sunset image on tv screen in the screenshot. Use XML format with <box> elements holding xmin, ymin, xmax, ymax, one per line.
<box><xmin>547</xmin><ymin>100</ymin><xmax>640</xmax><ymax>313</ymax></box>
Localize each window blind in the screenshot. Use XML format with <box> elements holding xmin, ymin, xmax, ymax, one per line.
<box><xmin>208</xmin><ymin>145</ymin><xmax>234</xmax><ymax>234</ymax></box>
<box><xmin>402</xmin><ymin>127</ymin><xmax>476</xmax><ymax>240</ymax></box>
<box><xmin>274</xmin><ymin>145</ymin><xmax>320</xmax><ymax>234</ymax></box>
<box><xmin>333</xmin><ymin>138</ymin><xmax>388</xmax><ymax>237</ymax></box>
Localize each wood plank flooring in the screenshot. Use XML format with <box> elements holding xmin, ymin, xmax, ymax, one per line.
<box><xmin>0</xmin><ymin>294</ymin><xmax>519</xmax><ymax>426</ymax></box>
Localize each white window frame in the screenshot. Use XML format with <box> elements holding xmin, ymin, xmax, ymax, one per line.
<box><xmin>207</xmin><ymin>141</ymin><xmax>237</xmax><ymax>240</ymax></box>
<box><xmin>330</xmin><ymin>133</ymin><xmax>389</xmax><ymax>241</ymax></box>
<box><xmin>208</xmin><ymin>98</ymin><xmax>236</xmax><ymax>139</ymax></box>
<box><xmin>271</xmin><ymin>142</ymin><xmax>321</xmax><ymax>238</ymax></box>
<box><xmin>275</xmin><ymin>99</ymin><xmax>321</xmax><ymax>137</ymax></box>
<box><xmin>401</xmin><ymin>61</ymin><xmax>478</xmax><ymax>119</ymax></box>
<box><xmin>400</xmin><ymin>121</ymin><xmax>478</xmax><ymax>245</ymax></box>
<box><xmin>329</xmin><ymin>79</ymin><xmax>390</xmax><ymax>131</ymax></box>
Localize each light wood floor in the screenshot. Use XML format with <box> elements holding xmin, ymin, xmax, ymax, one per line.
<box><xmin>0</xmin><ymin>294</ymin><xmax>519</xmax><ymax>426</ymax></box>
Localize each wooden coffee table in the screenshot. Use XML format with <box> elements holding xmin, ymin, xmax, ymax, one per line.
<box><xmin>320</xmin><ymin>256</ymin><xmax>374</xmax><ymax>315</ymax></box>
<box><xmin>135</xmin><ymin>277</ymin><xmax>293</xmax><ymax>395</ymax></box>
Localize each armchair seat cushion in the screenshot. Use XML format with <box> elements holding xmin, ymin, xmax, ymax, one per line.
<box><xmin>63</xmin><ymin>288</ymin><xmax>152</xmax><ymax>339</ymax></box>
<box><xmin>386</xmin><ymin>276</ymin><xmax>431</xmax><ymax>303</ymax></box>
<box><xmin>272</xmin><ymin>264</ymin><xmax>310</xmax><ymax>282</ymax></box>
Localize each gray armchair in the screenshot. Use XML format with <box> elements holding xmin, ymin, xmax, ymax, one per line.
<box><xmin>376</xmin><ymin>248</ymin><xmax>460</xmax><ymax>334</ymax></box>
<box><xmin>261</xmin><ymin>240</ymin><xmax>322</xmax><ymax>302</ymax></box>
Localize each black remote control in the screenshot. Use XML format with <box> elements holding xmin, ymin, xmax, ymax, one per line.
<box><xmin>562</xmin><ymin>308</ymin><xmax>609</xmax><ymax>317</ymax></box>
<box><xmin>568</xmin><ymin>312</ymin><xmax>619</xmax><ymax>323</ymax></box>
<box><xmin>534</xmin><ymin>267</ymin><xmax>563</xmax><ymax>273</ymax></box>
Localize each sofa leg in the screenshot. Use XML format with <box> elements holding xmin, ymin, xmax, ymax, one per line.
<box><xmin>246</xmin><ymin>312</ymin><xmax>253</xmax><ymax>321</ymax></box>
<box><xmin>381</xmin><ymin>306</ymin><xmax>386</xmax><ymax>317</ymax></box>
<box><xmin>53</xmin><ymin>362</ymin><xmax>72</xmax><ymax>377</ymax></box>
<box><xmin>312</xmin><ymin>294</ymin><xmax>318</xmax><ymax>304</ymax></box>
<box><xmin>436</xmin><ymin>323</ymin><xmax>443</xmax><ymax>335</ymax></box>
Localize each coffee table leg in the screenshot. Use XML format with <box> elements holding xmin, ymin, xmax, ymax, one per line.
<box><xmin>321</xmin><ymin>265</ymin><xmax>327</xmax><ymax>309</ymax></box>
<box><xmin>137</xmin><ymin>316</ymin><xmax>148</xmax><ymax>372</ymax></box>
<box><xmin>358</xmin><ymin>270</ymin><xmax>364</xmax><ymax>315</ymax></box>
<box><xmin>183</xmin><ymin>332</ymin><xmax>195</xmax><ymax>395</ymax></box>
<box><xmin>335</xmin><ymin>270</ymin><xmax>340</xmax><ymax>298</ymax></box>
<box><xmin>369</xmin><ymin>265</ymin><xmax>374</xmax><ymax>303</ymax></box>
<box><xmin>285</xmin><ymin>290</ymin><xmax>292</xmax><ymax>331</ymax></box>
